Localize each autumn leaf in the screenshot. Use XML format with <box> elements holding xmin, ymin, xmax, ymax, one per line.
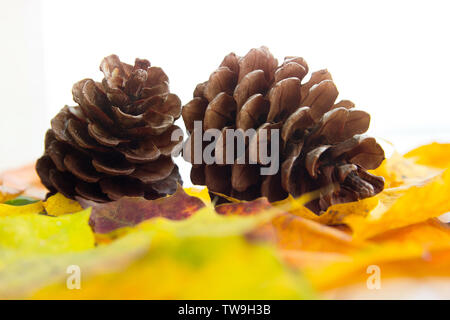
<box><xmin>0</xmin><ymin>209</ymin><xmax>94</xmax><ymax>254</ymax></box>
<box><xmin>404</xmin><ymin>142</ymin><xmax>450</xmax><ymax>169</ymax></box>
<box><xmin>184</xmin><ymin>187</ymin><xmax>211</xmax><ymax>205</ymax></box>
<box><xmin>216</xmin><ymin>198</ymin><xmax>364</xmax><ymax>255</ymax></box>
<box><xmin>344</xmin><ymin>167</ymin><xmax>450</xmax><ymax>239</ymax></box>
<box><xmin>43</xmin><ymin>193</ymin><xmax>83</xmax><ymax>216</ymax></box>
<box><xmin>216</xmin><ymin>198</ymin><xmax>272</xmax><ymax>216</ymax></box>
<box><xmin>83</xmin><ymin>186</ymin><xmax>205</xmax><ymax>234</ymax></box>
<box><xmin>33</xmin><ymin>223</ymin><xmax>315</xmax><ymax>299</ymax></box>
<box><xmin>0</xmin><ymin>231</ymin><xmax>150</xmax><ymax>299</ymax></box>
<box><xmin>305</xmin><ymin>221</ymin><xmax>450</xmax><ymax>292</ymax></box>
<box><xmin>375</xmin><ymin>152</ymin><xmax>440</xmax><ymax>188</ymax></box>
<box><xmin>274</xmin><ymin>143</ymin><xmax>450</xmax><ymax>240</ymax></box>
<box><xmin>0</xmin><ymin>194</ymin><xmax>315</xmax><ymax>299</ymax></box>
<box><xmin>371</xmin><ymin>218</ymin><xmax>450</xmax><ymax>250</ymax></box>
<box><xmin>0</xmin><ymin>201</ymin><xmax>44</xmax><ymax>217</ymax></box>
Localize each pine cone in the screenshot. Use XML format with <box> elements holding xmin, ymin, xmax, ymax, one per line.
<box><xmin>182</xmin><ymin>46</ymin><xmax>385</xmax><ymax>213</ymax></box>
<box><xmin>36</xmin><ymin>55</ymin><xmax>183</xmax><ymax>202</ymax></box>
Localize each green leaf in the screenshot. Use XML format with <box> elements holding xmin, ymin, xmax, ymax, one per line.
<box><xmin>4</xmin><ymin>196</ymin><xmax>40</xmax><ymax>206</ymax></box>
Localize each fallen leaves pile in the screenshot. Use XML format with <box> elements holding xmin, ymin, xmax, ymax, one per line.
<box><xmin>0</xmin><ymin>142</ymin><xmax>449</xmax><ymax>299</ymax></box>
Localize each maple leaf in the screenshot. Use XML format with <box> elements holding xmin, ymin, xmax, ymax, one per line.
<box><xmin>33</xmin><ymin>220</ymin><xmax>315</xmax><ymax>299</ymax></box>
<box><xmin>81</xmin><ymin>185</ymin><xmax>206</xmax><ymax>234</ymax></box>
<box><xmin>0</xmin><ymin>198</ymin><xmax>314</xmax><ymax>299</ymax></box>
<box><xmin>43</xmin><ymin>193</ymin><xmax>83</xmax><ymax>216</ymax></box>
<box><xmin>304</xmin><ymin>219</ymin><xmax>450</xmax><ymax>293</ymax></box>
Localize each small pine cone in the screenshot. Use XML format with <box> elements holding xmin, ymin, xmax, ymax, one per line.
<box><xmin>182</xmin><ymin>46</ymin><xmax>385</xmax><ymax>214</ymax></box>
<box><xmin>36</xmin><ymin>55</ymin><xmax>183</xmax><ymax>202</ymax></box>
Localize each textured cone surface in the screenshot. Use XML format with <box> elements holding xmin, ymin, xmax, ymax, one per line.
<box><xmin>182</xmin><ymin>46</ymin><xmax>385</xmax><ymax>213</ymax></box>
<box><xmin>36</xmin><ymin>55</ymin><xmax>183</xmax><ymax>202</ymax></box>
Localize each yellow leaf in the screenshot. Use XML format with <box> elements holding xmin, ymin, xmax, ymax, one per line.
<box><xmin>280</xmin><ymin>195</ymin><xmax>380</xmax><ymax>226</ymax></box>
<box><xmin>370</xmin><ymin>218</ymin><xmax>450</xmax><ymax>250</ymax></box>
<box><xmin>344</xmin><ymin>168</ymin><xmax>450</xmax><ymax>239</ymax></box>
<box><xmin>303</xmin><ymin>219</ymin><xmax>450</xmax><ymax>291</ymax></box>
<box><xmin>271</xmin><ymin>213</ymin><xmax>364</xmax><ymax>254</ymax></box>
<box><xmin>0</xmin><ymin>231</ymin><xmax>150</xmax><ymax>299</ymax></box>
<box><xmin>272</xmin><ymin>195</ymin><xmax>321</xmax><ymax>221</ymax></box>
<box><xmin>0</xmin><ymin>208</ymin><xmax>94</xmax><ymax>254</ymax></box>
<box><xmin>404</xmin><ymin>142</ymin><xmax>450</xmax><ymax>169</ymax></box>
<box><xmin>43</xmin><ymin>193</ymin><xmax>83</xmax><ymax>216</ymax></box>
<box><xmin>0</xmin><ymin>201</ymin><xmax>44</xmax><ymax>217</ymax></box>
<box><xmin>29</xmin><ymin>205</ymin><xmax>315</xmax><ymax>299</ymax></box>
<box><xmin>371</xmin><ymin>152</ymin><xmax>440</xmax><ymax>188</ymax></box>
<box><xmin>34</xmin><ymin>235</ymin><xmax>315</xmax><ymax>299</ymax></box>
<box><xmin>184</xmin><ymin>187</ymin><xmax>211</xmax><ymax>205</ymax></box>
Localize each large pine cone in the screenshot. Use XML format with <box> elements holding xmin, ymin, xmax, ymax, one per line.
<box><xmin>36</xmin><ymin>55</ymin><xmax>183</xmax><ymax>202</ymax></box>
<box><xmin>182</xmin><ymin>46</ymin><xmax>385</xmax><ymax>213</ymax></box>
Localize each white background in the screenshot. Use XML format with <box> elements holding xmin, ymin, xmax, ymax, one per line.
<box><xmin>1</xmin><ymin>0</ymin><xmax>449</xmax><ymax>186</ymax></box>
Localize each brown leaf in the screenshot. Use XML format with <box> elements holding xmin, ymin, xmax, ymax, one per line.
<box><xmin>82</xmin><ymin>185</ymin><xmax>205</xmax><ymax>233</ymax></box>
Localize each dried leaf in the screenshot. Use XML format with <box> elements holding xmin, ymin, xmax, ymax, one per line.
<box><xmin>32</xmin><ymin>207</ymin><xmax>314</xmax><ymax>299</ymax></box>
<box><xmin>371</xmin><ymin>218</ymin><xmax>450</xmax><ymax>250</ymax></box>
<box><xmin>370</xmin><ymin>152</ymin><xmax>440</xmax><ymax>188</ymax></box>
<box><xmin>305</xmin><ymin>220</ymin><xmax>450</xmax><ymax>291</ymax></box>
<box><xmin>0</xmin><ymin>231</ymin><xmax>150</xmax><ymax>299</ymax></box>
<box><xmin>276</xmin><ymin>143</ymin><xmax>450</xmax><ymax>240</ymax></box>
<box><xmin>0</xmin><ymin>209</ymin><xmax>94</xmax><ymax>254</ymax></box>
<box><xmin>271</xmin><ymin>213</ymin><xmax>362</xmax><ymax>254</ymax></box>
<box><xmin>404</xmin><ymin>142</ymin><xmax>450</xmax><ymax>169</ymax></box>
<box><xmin>34</xmin><ymin>235</ymin><xmax>315</xmax><ymax>299</ymax></box>
<box><xmin>0</xmin><ymin>201</ymin><xmax>44</xmax><ymax>217</ymax></box>
<box><xmin>184</xmin><ymin>187</ymin><xmax>211</xmax><ymax>205</ymax></box>
<box><xmin>43</xmin><ymin>193</ymin><xmax>83</xmax><ymax>216</ymax></box>
<box><xmin>85</xmin><ymin>186</ymin><xmax>205</xmax><ymax>233</ymax></box>
<box><xmin>216</xmin><ymin>198</ymin><xmax>272</xmax><ymax>216</ymax></box>
<box><xmin>344</xmin><ymin>168</ymin><xmax>450</xmax><ymax>239</ymax></box>
<box><xmin>216</xmin><ymin>197</ymin><xmax>363</xmax><ymax>254</ymax></box>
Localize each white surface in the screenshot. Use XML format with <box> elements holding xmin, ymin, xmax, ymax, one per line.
<box><xmin>0</xmin><ymin>0</ymin><xmax>449</xmax><ymax>186</ymax></box>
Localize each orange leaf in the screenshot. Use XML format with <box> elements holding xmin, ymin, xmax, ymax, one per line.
<box><xmin>305</xmin><ymin>219</ymin><xmax>450</xmax><ymax>291</ymax></box>
<box><xmin>216</xmin><ymin>198</ymin><xmax>363</xmax><ymax>254</ymax></box>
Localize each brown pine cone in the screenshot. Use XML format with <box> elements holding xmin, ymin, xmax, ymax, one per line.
<box><xmin>182</xmin><ymin>46</ymin><xmax>385</xmax><ymax>213</ymax></box>
<box><xmin>36</xmin><ymin>54</ymin><xmax>183</xmax><ymax>202</ymax></box>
